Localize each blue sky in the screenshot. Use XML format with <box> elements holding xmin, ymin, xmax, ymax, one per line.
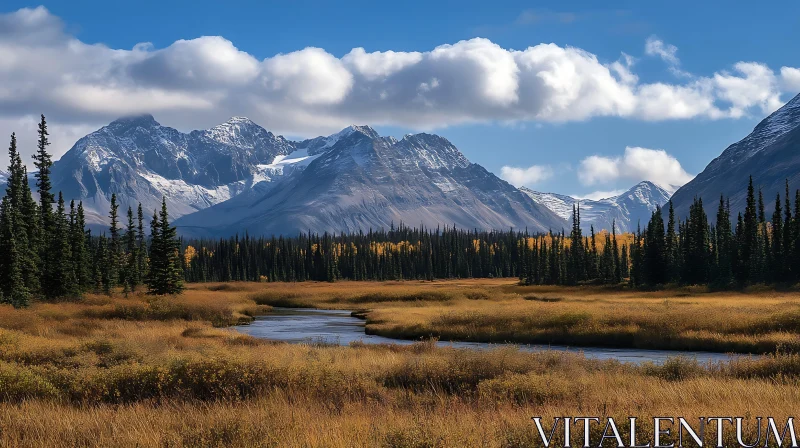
<box><xmin>1</xmin><ymin>1</ymin><xmax>799</xmax><ymax>198</ymax></box>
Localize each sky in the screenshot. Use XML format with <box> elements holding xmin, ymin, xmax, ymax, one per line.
<box><xmin>0</xmin><ymin>1</ymin><xmax>798</xmax><ymax>199</ymax></box>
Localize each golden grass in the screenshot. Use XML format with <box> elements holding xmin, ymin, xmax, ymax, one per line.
<box><xmin>250</xmin><ymin>279</ymin><xmax>800</xmax><ymax>354</ymax></box>
<box><xmin>0</xmin><ymin>281</ymin><xmax>798</xmax><ymax>446</ymax></box>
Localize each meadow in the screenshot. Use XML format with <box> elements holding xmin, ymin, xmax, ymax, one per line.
<box><xmin>0</xmin><ymin>280</ymin><xmax>799</xmax><ymax>446</ymax></box>
<box><xmin>250</xmin><ymin>280</ymin><xmax>800</xmax><ymax>354</ymax></box>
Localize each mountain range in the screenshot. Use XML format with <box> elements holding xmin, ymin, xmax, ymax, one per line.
<box><xmin>4</xmin><ymin>91</ymin><xmax>797</xmax><ymax>237</ymax></box>
<box><xmin>521</xmin><ymin>181</ymin><xmax>673</xmax><ymax>233</ymax></box>
<box><xmin>30</xmin><ymin>115</ymin><xmax>567</xmax><ymax>235</ymax></box>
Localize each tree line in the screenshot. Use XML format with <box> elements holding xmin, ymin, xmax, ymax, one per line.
<box><xmin>0</xmin><ymin>116</ymin><xmax>183</xmax><ymax>307</ymax></box>
<box><xmin>183</xmin><ymin>177</ymin><xmax>800</xmax><ymax>289</ymax></box>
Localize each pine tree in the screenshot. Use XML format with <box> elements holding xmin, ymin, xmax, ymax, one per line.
<box><xmin>107</xmin><ymin>193</ymin><xmax>120</xmax><ymax>293</ymax></box>
<box><xmin>33</xmin><ymin>115</ymin><xmax>54</xmax><ymax>290</ymax></box>
<box><xmin>665</xmin><ymin>201</ymin><xmax>679</xmax><ymax>283</ymax></box>
<box><xmin>3</xmin><ymin>133</ymin><xmax>39</xmax><ymax>296</ymax></box>
<box><xmin>72</xmin><ymin>201</ymin><xmax>90</xmax><ymax>290</ymax></box>
<box><xmin>772</xmin><ymin>193</ymin><xmax>784</xmax><ymax>282</ymax></box>
<box><xmin>742</xmin><ymin>176</ymin><xmax>759</xmax><ymax>284</ymax></box>
<box><xmin>47</xmin><ymin>193</ymin><xmax>76</xmax><ymax>298</ymax></box>
<box><xmin>0</xmin><ymin>197</ymin><xmax>29</xmax><ymax>307</ymax></box>
<box><xmin>147</xmin><ymin>198</ymin><xmax>184</xmax><ymax>295</ymax></box>
<box><xmin>136</xmin><ymin>203</ymin><xmax>147</xmax><ymax>284</ymax></box>
<box><xmin>124</xmin><ymin>206</ymin><xmax>140</xmax><ymax>292</ymax></box>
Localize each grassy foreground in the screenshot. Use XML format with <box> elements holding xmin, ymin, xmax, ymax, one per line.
<box><xmin>251</xmin><ymin>279</ymin><xmax>800</xmax><ymax>354</ymax></box>
<box><xmin>0</xmin><ymin>281</ymin><xmax>799</xmax><ymax>446</ymax></box>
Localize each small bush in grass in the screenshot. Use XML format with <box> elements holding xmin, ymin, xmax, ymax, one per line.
<box><xmin>643</xmin><ymin>356</ymin><xmax>704</xmax><ymax>381</ymax></box>
<box><xmin>0</xmin><ymin>362</ymin><xmax>58</xmax><ymax>401</ymax></box>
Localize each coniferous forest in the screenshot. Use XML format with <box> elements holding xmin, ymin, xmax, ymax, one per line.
<box><xmin>0</xmin><ymin>116</ymin><xmax>184</xmax><ymax>307</ymax></box>
<box><xmin>4</xmin><ymin>117</ymin><xmax>800</xmax><ymax>309</ymax></box>
<box><xmin>183</xmin><ymin>175</ymin><xmax>800</xmax><ymax>290</ymax></box>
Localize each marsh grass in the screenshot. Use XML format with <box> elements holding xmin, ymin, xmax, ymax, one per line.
<box><xmin>247</xmin><ymin>280</ymin><xmax>800</xmax><ymax>353</ymax></box>
<box><xmin>0</xmin><ymin>280</ymin><xmax>798</xmax><ymax>446</ymax></box>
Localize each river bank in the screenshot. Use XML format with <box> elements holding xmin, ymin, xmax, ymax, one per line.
<box><xmin>247</xmin><ymin>279</ymin><xmax>800</xmax><ymax>354</ymax></box>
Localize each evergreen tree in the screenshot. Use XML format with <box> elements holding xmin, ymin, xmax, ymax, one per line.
<box><xmin>72</xmin><ymin>201</ymin><xmax>90</xmax><ymax>290</ymax></box>
<box><xmin>772</xmin><ymin>193</ymin><xmax>784</xmax><ymax>282</ymax></box>
<box><xmin>147</xmin><ymin>198</ymin><xmax>184</xmax><ymax>295</ymax></box>
<box><xmin>123</xmin><ymin>206</ymin><xmax>140</xmax><ymax>292</ymax></box>
<box><xmin>136</xmin><ymin>203</ymin><xmax>147</xmax><ymax>284</ymax></box>
<box><xmin>665</xmin><ymin>201</ymin><xmax>679</xmax><ymax>282</ymax></box>
<box><xmin>742</xmin><ymin>176</ymin><xmax>759</xmax><ymax>284</ymax></box>
<box><xmin>47</xmin><ymin>193</ymin><xmax>76</xmax><ymax>298</ymax></box>
<box><xmin>107</xmin><ymin>193</ymin><xmax>120</xmax><ymax>293</ymax></box>
<box><xmin>0</xmin><ymin>197</ymin><xmax>29</xmax><ymax>307</ymax></box>
<box><xmin>33</xmin><ymin>115</ymin><xmax>54</xmax><ymax>289</ymax></box>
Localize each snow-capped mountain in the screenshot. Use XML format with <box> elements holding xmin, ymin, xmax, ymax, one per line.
<box><xmin>50</xmin><ymin>114</ymin><xmax>304</xmax><ymax>228</ymax></box>
<box><xmin>669</xmin><ymin>92</ymin><xmax>800</xmax><ymax>220</ymax></box>
<box><xmin>42</xmin><ymin>115</ymin><xmax>564</xmax><ymax>235</ymax></box>
<box><xmin>174</xmin><ymin>125</ymin><xmax>566</xmax><ymax>236</ymax></box>
<box><xmin>522</xmin><ymin>181</ymin><xmax>672</xmax><ymax>233</ymax></box>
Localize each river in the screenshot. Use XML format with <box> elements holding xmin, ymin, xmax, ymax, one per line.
<box><xmin>235</xmin><ymin>308</ymin><xmax>742</xmax><ymax>364</ymax></box>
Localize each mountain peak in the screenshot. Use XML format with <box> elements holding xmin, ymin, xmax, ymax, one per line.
<box><xmin>223</xmin><ymin>116</ymin><xmax>257</xmax><ymax>126</ymax></box>
<box><xmin>107</xmin><ymin>114</ymin><xmax>160</xmax><ymax>131</ymax></box>
<box><xmin>343</xmin><ymin>125</ymin><xmax>380</xmax><ymax>139</ymax></box>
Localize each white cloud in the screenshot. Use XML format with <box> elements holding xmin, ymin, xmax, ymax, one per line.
<box><xmin>578</xmin><ymin>146</ymin><xmax>694</xmax><ymax>189</ymax></box>
<box><xmin>500</xmin><ymin>164</ymin><xmax>553</xmax><ymax>186</ymax></box>
<box><xmin>0</xmin><ymin>6</ymin><xmax>798</xmax><ymax>163</ymax></box>
<box><xmin>714</xmin><ymin>62</ymin><xmax>783</xmax><ymax>116</ymax></box>
<box><xmin>644</xmin><ymin>36</ymin><xmax>690</xmax><ymax>78</ymax></box>
<box><xmin>645</xmin><ymin>36</ymin><xmax>679</xmax><ymax>66</ymax></box>
<box><xmin>780</xmin><ymin>67</ymin><xmax>800</xmax><ymax>92</ymax></box>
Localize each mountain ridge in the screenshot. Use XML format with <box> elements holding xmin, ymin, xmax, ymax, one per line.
<box><xmin>11</xmin><ymin>115</ymin><xmax>566</xmax><ymax>235</ymax></box>
<box><xmin>669</xmin><ymin>93</ymin><xmax>800</xmax><ymax>221</ymax></box>
<box><xmin>522</xmin><ymin>181</ymin><xmax>672</xmax><ymax>233</ymax></box>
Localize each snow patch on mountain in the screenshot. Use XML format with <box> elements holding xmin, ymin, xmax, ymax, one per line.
<box><xmin>522</xmin><ymin>181</ymin><xmax>672</xmax><ymax>233</ymax></box>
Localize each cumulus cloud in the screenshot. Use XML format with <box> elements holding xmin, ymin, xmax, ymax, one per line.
<box><xmin>578</xmin><ymin>146</ymin><xmax>694</xmax><ymax>189</ymax></box>
<box><xmin>780</xmin><ymin>67</ymin><xmax>800</xmax><ymax>92</ymax></box>
<box><xmin>1</xmin><ymin>6</ymin><xmax>800</xmax><ymax>163</ymax></box>
<box><xmin>500</xmin><ymin>164</ymin><xmax>553</xmax><ymax>186</ymax></box>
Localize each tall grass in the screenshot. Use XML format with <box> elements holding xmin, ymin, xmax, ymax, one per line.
<box><xmin>249</xmin><ymin>279</ymin><xmax>800</xmax><ymax>353</ymax></box>
<box><xmin>0</xmin><ymin>280</ymin><xmax>798</xmax><ymax>446</ymax></box>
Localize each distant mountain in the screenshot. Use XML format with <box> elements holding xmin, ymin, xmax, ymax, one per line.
<box><xmin>20</xmin><ymin>116</ymin><xmax>564</xmax><ymax>235</ymax></box>
<box><xmin>521</xmin><ymin>181</ymin><xmax>672</xmax><ymax>233</ymax></box>
<box><xmin>670</xmin><ymin>93</ymin><xmax>800</xmax><ymax>221</ymax></box>
<box><xmin>174</xmin><ymin>125</ymin><xmax>566</xmax><ymax>236</ymax></box>
<box><xmin>49</xmin><ymin>115</ymin><xmax>305</xmax><ymax>229</ymax></box>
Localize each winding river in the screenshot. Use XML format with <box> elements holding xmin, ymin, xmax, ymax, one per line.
<box><xmin>236</xmin><ymin>308</ymin><xmax>742</xmax><ymax>365</ymax></box>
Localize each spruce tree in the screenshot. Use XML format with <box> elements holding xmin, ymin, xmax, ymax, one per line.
<box><xmin>33</xmin><ymin>115</ymin><xmax>53</xmax><ymax>289</ymax></box>
<box><xmin>742</xmin><ymin>176</ymin><xmax>758</xmax><ymax>283</ymax></box>
<box><xmin>136</xmin><ymin>203</ymin><xmax>147</xmax><ymax>284</ymax></box>
<box><xmin>0</xmin><ymin>197</ymin><xmax>29</xmax><ymax>307</ymax></box>
<box><xmin>772</xmin><ymin>193</ymin><xmax>784</xmax><ymax>282</ymax></box>
<box><xmin>107</xmin><ymin>193</ymin><xmax>120</xmax><ymax>292</ymax></box>
<box><xmin>72</xmin><ymin>201</ymin><xmax>90</xmax><ymax>290</ymax></box>
<box><xmin>124</xmin><ymin>206</ymin><xmax>140</xmax><ymax>292</ymax></box>
<box><xmin>147</xmin><ymin>198</ymin><xmax>184</xmax><ymax>295</ymax></box>
<box><xmin>47</xmin><ymin>193</ymin><xmax>76</xmax><ymax>298</ymax></box>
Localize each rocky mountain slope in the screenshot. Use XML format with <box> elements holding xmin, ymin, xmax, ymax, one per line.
<box><xmin>48</xmin><ymin>115</ymin><xmax>317</xmax><ymax>229</ymax></box>
<box><xmin>174</xmin><ymin>125</ymin><xmax>566</xmax><ymax>236</ymax></box>
<box><xmin>21</xmin><ymin>115</ymin><xmax>565</xmax><ymax>235</ymax></box>
<box><xmin>522</xmin><ymin>181</ymin><xmax>672</xmax><ymax>233</ymax></box>
<box><xmin>669</xmin><ymin>93</ymin><xmax>800</xmax><ymax>221</ymax></box>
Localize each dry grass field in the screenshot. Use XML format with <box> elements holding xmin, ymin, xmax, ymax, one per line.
<box><xmin>0</xmin><ymin>280</ymin><xmax>798</xmax><ymax>446</ymax></box>
<box><xmin>250</xmin><ymin>279</ymin><xmax>800</xmax><ymax>354</ymax></box>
